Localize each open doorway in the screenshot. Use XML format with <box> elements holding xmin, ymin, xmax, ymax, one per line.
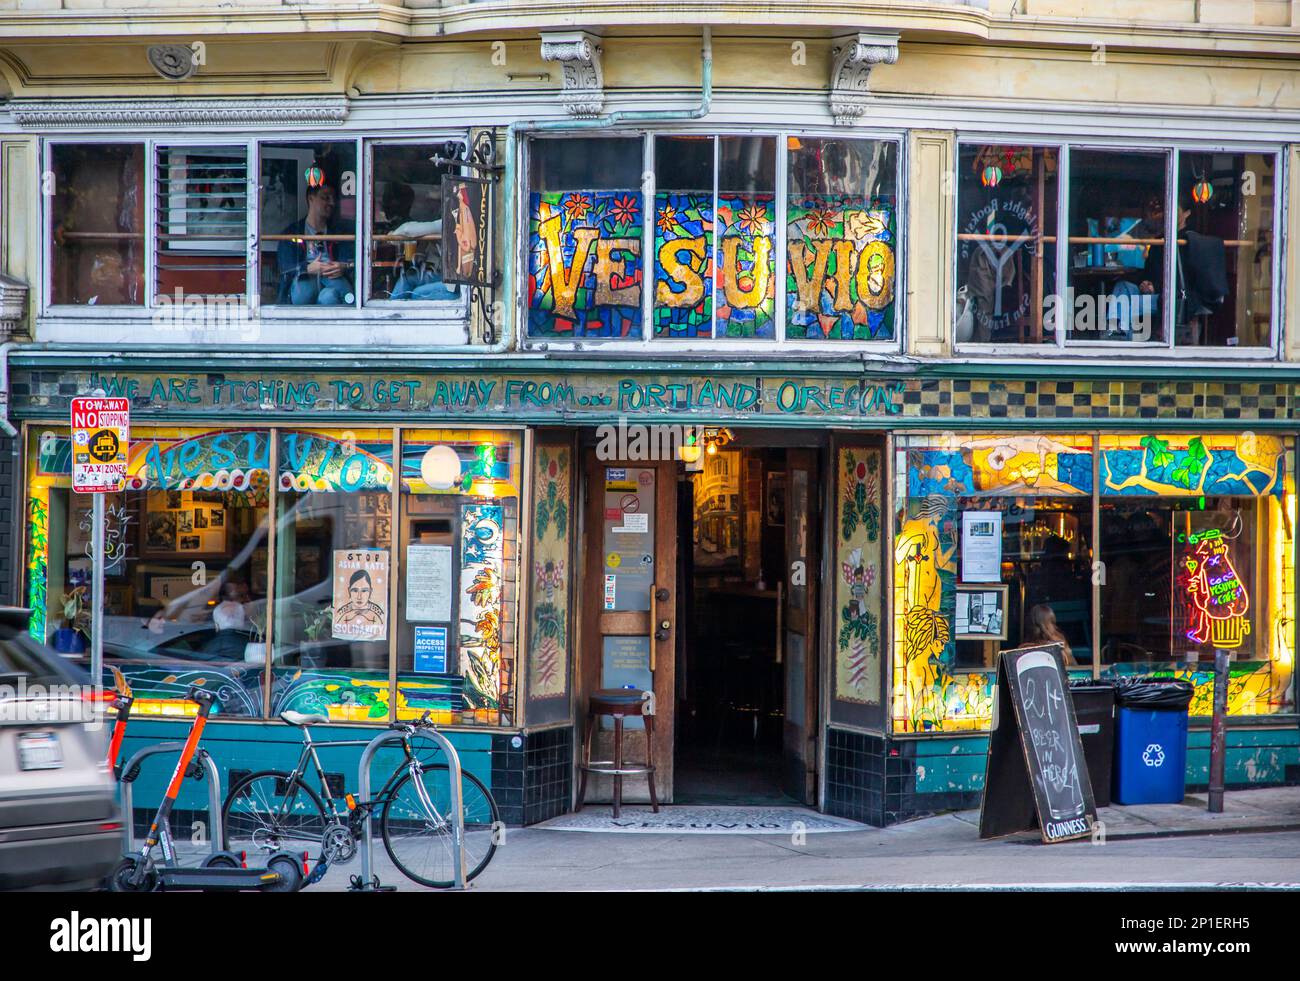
<box><xmin>577</xmin><ymin>431</ymin><xmax>821</xmax><ymax>808</ymax></box>
<box><xmin>674</xmin><ymin>438</ymin><xmax>821</xmax><ymax>805</ymax></box>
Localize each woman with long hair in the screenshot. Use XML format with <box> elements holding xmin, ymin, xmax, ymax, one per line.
<box><xmin>1024</xmin><ymin>603</ymin><xmax>1075</xmax><ymax>667</ymax></box>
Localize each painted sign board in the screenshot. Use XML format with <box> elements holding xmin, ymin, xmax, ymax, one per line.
<box><xmin>979</xmin><ymin>644</ymin><xmax>1097</xmax><ymax>844</ymax></box>
<box><xmin>70</xmin><ymin>396</ymin><xmax>129</xmax><ymax>493</ymax></box>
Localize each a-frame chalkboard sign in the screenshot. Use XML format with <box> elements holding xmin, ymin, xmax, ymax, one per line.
<box><xmin>979</xmin><ymin>643</ymin><xmax>1097</xmax><ymax>843</ymax></box>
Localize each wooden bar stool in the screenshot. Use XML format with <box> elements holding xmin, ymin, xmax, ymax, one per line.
<box><xmin>576</xmin><ymin>688</ymin><xmax>659</xmax><ymax>818</ymax></box>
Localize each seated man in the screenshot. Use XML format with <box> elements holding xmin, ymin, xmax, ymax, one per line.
<box><xmin>201</xmin><ymin>600</ymin><xmax>253</xmax><ymax>659</ymax></box>
<box><xmin>276</xmin><ymin>181</ymin><xmax>355</xmax><ymax>306</ymax></box>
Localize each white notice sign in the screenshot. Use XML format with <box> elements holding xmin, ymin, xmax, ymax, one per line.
<box><xmin>614</xmin><ymin>512</ymin><xmax>649</xmax><ymax>534</ymax></box>
<box><xmin>406</xmin><ymin>544</ymin><xmax>453</xmax><ymax>622</ymax></box>
<box><xmin>961</xmin><ymin>510</ymin><xmax>1003</xmax><ymax>583</ymax></box>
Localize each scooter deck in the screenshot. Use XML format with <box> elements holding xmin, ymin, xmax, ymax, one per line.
<box><xmin>158</xmin><ymin>867</ymin><xmax>286</xmax><ymax>891</ymax></box>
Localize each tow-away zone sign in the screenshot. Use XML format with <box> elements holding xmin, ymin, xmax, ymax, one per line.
<box><xmin>71</xmin><ymin>396</ymin><xmax>129</xmax><ymax>493</ymax></box>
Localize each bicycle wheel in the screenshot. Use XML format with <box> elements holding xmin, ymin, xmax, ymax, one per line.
<box><xmin>222</xmin><ymin>770</ymin><xmax>328</xmax><ymax>858</ymax></box>
<box><xmin>380</xmin><ymin>765</ymin><xmax>499</xmax><ymax>888</ymax></box>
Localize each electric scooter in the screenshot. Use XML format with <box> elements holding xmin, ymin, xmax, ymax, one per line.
<box><xmin>106</xmin><ymin>666</ymin><xmax>133</xmax><ymax>778</ymax></box>
<box><xmin>109</xmin><ymin>685</ymin><xmax>304</xmax><ymax>892</ymax></box>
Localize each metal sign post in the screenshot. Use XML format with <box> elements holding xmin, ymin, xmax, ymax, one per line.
<box><xmin>70</xmin><ymin>393</ymin><xmax>129</xmax><ymax>692</ymax></box>
<box><xmin>90</xmin><ymin>493</ymin><xmax>106</xmax><ymax>691</ymax></box>
<box><xmin>1207</xmin><ymin>649</ymin><xmax>1230</xmax><ymax>813</ymax></box>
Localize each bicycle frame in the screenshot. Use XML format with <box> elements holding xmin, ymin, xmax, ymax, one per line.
<box><xmin>256</xmin><ymin>727</ymin><xmax>447</xmax><ymax>839</ymax></box>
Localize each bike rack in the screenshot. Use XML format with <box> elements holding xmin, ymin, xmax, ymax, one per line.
<box><xmin>354</xmin><ymin>728</ymin><xmax>467</xmax><ymax>891</ymax></box>
<box><xmin>118</xmin><ymin>741</ymin><xmax>225</xmax><ymax>858</ymax></box>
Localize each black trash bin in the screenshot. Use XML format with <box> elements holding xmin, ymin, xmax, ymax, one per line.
<box><xmin>1112</xmin><ymin>677</ymin><xmax>1195</xmax><ymax>805</ymax></box>
<box><xmin>1069</xmin><ymin>681</ymin><xmax>1116</xmax><ymax>808</ymax></box>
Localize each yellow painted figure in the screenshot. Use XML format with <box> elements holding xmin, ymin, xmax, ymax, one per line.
<box><xmin>894</xmin><ymin>514</ymin><xmax>955</xmax><ymax>729</ymax></box>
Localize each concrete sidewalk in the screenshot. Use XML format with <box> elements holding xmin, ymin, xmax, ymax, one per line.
<box><xmin>956</xmin><ymin>785</ymin><xmax>1300</xmax><ymax>841</ymax></box>
<box><xmin>311</xmin><ymin>785</ymin><xmax>1300</xmax><ymax>891</ymax></box>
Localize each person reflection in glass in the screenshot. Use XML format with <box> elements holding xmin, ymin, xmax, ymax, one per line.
<box><xmin>335</xmin><ymin>569</ymin><xmax>384</xmax><ymax>631</ymax></box>
<box><xmin>278</xmin><ymin>181</ymin><xmax>355</xmax><ymax>305</ymax></box>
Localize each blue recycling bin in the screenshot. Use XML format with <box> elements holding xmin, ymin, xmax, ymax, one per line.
<box><xmin>1111</xmin><ymin>678</ymin><xmax>1194</xmax><ymax>805</ymax></box>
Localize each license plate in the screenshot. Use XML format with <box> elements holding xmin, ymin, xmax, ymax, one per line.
<box><xmin>18</xmin><ymin>731</ymin><xmax>63</xmax><ymax>770</ymax></box>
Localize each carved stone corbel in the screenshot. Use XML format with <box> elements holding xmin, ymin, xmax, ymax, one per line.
<box><xmin>830</xmin><ymin>32</ymin><xmax>900</xmax><ymax>126</ymax></box>
<box><xmin>539</xmin><ymin>31</ymin><xmax>604</xmax><ymax>119</ymax></box>
<box><xmin>0</xmin><ymin>276</ymin><xmax>29</xmax><ymax>341</ymax></box>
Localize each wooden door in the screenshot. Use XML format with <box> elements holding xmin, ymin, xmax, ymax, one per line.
<box><xmin>578</xmin><ymin>454</ymin><xmax>678</xmax><ymax>803</ymax></box>
<box><xmin>781</xmin><ymin>448</ymin><xmax>820</xmax><ymax>803</ymax></box>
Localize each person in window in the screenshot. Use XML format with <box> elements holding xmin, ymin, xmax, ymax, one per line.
<box><xmin>200</xmin><ymin>600</ymin><xmax>253</xmax><ymax>659</ymax></box>
<box><xmin>1025</xmin><ymin>603</ymin><xmax>1076</xmax><ymax>667</ymax></box>
<box><xmin>384</xmin><ymin>181</ymin><xmax>459</xmax><ymax>302</ymax></box>
<box><xmin>277</xmin><ymin>181</ymin><xmax>355</xmax><ymax>305</ymax></box>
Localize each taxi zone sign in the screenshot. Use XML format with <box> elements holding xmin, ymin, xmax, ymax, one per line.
<box><xmin>71</xmin><ymin>396</ymin><xmax>129</xmax><ymax>493</ymax></box>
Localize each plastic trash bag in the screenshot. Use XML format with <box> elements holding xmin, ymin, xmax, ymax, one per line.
<box><xmin>1113</xmin><ymin>677</ymin><xmax>1195</xmax><ymax>710</ymax></box>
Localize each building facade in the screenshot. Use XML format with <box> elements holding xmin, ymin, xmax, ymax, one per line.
<box><xmin>1</xmin><ymin>0</ymin><xmax>1298</xmax><ymax>826</ymax></box>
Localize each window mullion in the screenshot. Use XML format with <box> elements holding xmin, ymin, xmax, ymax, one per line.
<box><xmin>145</xmin><ymin>139</ymin><xmax>159</xmax><ymax>309</ymax></box>
<box><xmin>774</xmin><ymin>132</ymin><xmax>788</xmax><ymax>345</ymax></box>
<box><xmin>642</xmin><ymin>132</ymin><xmax>654</xmax><ymax>343</ymax></box>
<box><xmin>711</xmin><ymin>135</ymin><xmax>720</xmax><ymax>341</ymax></box>
<box><xmin>1056</xmin><ymin>144</ymin><xmax>1069</xmax><ymax>351</ymax></box>
<box><xmin>1167</xmin><ymin>149</ymin><xmax>1177</xmax><ymax>350</ymax></box>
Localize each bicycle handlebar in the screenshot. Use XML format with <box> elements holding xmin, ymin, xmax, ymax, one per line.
<box><xmin>385</xmin><ymin>711</ymin><xmax>436</xmax><ymax>735</ymax></box>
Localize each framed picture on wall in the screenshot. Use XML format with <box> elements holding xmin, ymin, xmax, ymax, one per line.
<box><xmin>766</xmin><ymin>471</ymin><xmax>786</xmax><ymax>527</ymax></box>
<box><xmin>955</xmin><ymin>584</ymin><xmax>1009</xmax><ymax>641</ymax></box>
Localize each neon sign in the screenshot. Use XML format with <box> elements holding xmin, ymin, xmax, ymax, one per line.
<box><xmin>1179</xmin><ymin>529</ymin><xmax>1251</xmax><ymax>649</ymax></box>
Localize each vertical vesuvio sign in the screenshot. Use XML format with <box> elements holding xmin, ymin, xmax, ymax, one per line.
<box><xmin>979</xmin><ymin>644</ymin><xmax>1097</xmax><ymax>843</ymax></box>
<box><xmin>442</xmin><ymin>175</ymin><xmax>494</xmax><ymax>288</ymax></box>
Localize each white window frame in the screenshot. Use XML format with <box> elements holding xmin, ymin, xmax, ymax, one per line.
<box><xmin>359</xmin><ymin>137</ymin><xmax>471</xmax><ymax>316</ymax></box>
<box><xmin>39</xmin><ymin>132</ymin><xmax>472</xmax><ymax>345</ymax></box>
<box><xmin>519</xmin><ymin>126</ymin><xmax>907</xmax><ymax>353</ymax></box>
<box><xmin>953</xmin><ymin>136</ymin><xmax>1285</xmax><ymax>360</ymax></box>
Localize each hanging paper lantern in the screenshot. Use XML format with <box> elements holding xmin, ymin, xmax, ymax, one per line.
<box><xmin>304</xmin><ymin>165</ymin><xmax>326</xmax><ymax>188</ymax></box>
<box><xmin>1192</xmin><ymin>177</ymin><xmax>1213</xmax><ymax>204</ymax></box>
<box><xmin>981</xmin><ymin>165</ymin><xmax>1003</xmax><ymax>188</ymax></box>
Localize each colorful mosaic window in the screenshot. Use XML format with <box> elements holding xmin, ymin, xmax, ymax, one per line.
<box><xmin>786</xmin><ymin>138</ymin><xmax>899</xmax><ymax>341</ymax></box>
<box><xmin>891</xmin><ymin>433</ymin><xmax>1296</xmax><ymax>735</ymax></box>
<box><xmin>24</xmin><ymin>424</ymin><xmax>523</xmax><ymax>727</ymax></box>
<box><xmin>526</xmin><ymin>133</ymin><xmax>900</xmax><ymax>343</ymax></box>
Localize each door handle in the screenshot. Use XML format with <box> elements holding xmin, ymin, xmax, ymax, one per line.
<box><xmin>650</xmin><ymin>586</ymin><xmax>670</xmax><ymax>669</ymax></box>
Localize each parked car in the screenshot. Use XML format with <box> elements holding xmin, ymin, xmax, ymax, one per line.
<box><xmin>0</xmin><ymin>608</ymin><xmax>122</xmax><ymax>890</ymax></box>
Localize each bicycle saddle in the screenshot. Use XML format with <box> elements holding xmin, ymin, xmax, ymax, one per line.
<box><xmin>280</xmin><ymin>710</ymin><xmax>329</xmax><ymax>727</ymax></box>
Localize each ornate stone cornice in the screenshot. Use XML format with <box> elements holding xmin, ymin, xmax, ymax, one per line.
<box><xmin>539</xmin><ymin>31</ymin><xmax>604</xmax><ymax>118</ymax></box>
<box><xmin>7</xmin><ymin>97</ymin><xmax>350</xmax><ymax>130</ymax></box>
<box><xmin>0</xmin><ymin>276</ymin><xmax>29</xmax><ymax>341</ymax></box>
<box><xmin>830</xmin><ymin>31</ymin><xmax>900</xmax><ymax>126</ymax></box>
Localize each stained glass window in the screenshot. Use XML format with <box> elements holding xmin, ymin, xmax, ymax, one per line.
<box><xmin>786</xmin><ymin>138</ymin><xmax>898</xmax><ymax>341</ymax></box>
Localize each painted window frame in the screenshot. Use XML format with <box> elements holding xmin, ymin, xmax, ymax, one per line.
<box><xmin>888</xmin><ymin>429</ymin><xmax>1299</xmax><ymax>737</ymax></box>
<box><xmin>952</xmin><ymin>138</ymin><xmax>1285</xmax><ymax>360</ymax></box>
<box><xmin>19</xmin><ymin>418</ymin><xmax>526</xmax><ymax>728</ymax></box>
<box><xmin>39</xmin><ymin>133</ymin><xmax>472</xmax><ymax>342</ymax></box>
<box><xmin>520</xmin><ymin>126</ymin><xmax>907</xmax><ymax>352</ymax></box>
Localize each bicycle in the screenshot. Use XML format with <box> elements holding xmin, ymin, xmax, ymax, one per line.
<box><xmin>221</xmin><ymin>709</ymin><xmax>499</xmax><ymax>888</ymax></box>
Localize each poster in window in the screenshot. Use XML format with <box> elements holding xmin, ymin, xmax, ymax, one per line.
<box><xmin>961</xmin><ymin>510</ymin><xmax>1003</xmax><ymax>582</ymax></box>
<box><xmin>955</xmin><ymin>584</ymin><xmax>1008</xmax><ymax>641</ymax></box>
<box><xmin>332</xmin><ymin>548</ymin><xmax>390</xmax><ymax>642</ymax></box>
<box><xmin>406</xmin><ymin>544</ymin><xmax>453</xmax><ymax>623</ymax></box>
<box><xmin>441</xmin><ymin>175</ymin><xmax>492</xmax><ymax>287</ymax></box>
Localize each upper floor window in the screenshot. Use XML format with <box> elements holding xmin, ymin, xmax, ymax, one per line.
<box><xmin>50</xmin><ymin>143</ymin><xmax>145</xmax><ymax>305</ymax></box>
<box><xmin>526</xmin><ymin>131</ymin><xmax>901</xmax><ymax>345</ymax></box>
<box><xmin>955</xmin><ymin>142</ymin><xmax>1279</xmax><ymax>353</ymax></box>
<box><xmin>45</xmin><ymin>137</ymin><xmax>468</xmax><ymax>315</ymax></box>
